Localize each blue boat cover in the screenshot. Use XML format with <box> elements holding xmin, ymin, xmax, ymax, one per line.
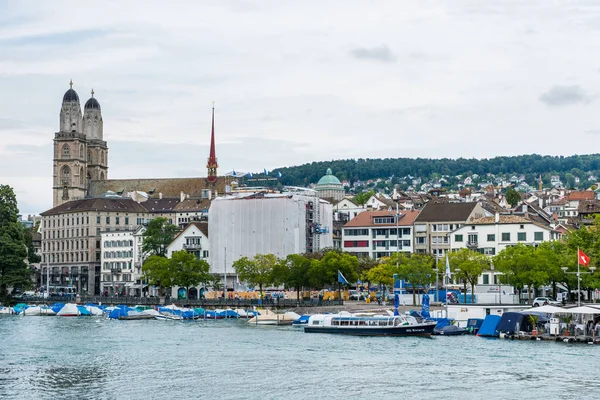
<box><xmin>477</xmin><ymin>315</ymin><xmax>501</xmax><ymax>337</ymax></box>
<box><xmin>51</xmin><ymin>303</ymin><xmax>65</xmax><ymax>313</ymax></box>
<box><xmin>76</xmin><ymin>305</ymin><xmax>92</xmax><ymax>316</ymax></box>
<box><xmin>496</xmin><ymin>312</ymin><xmax>533</xmax><ymax>335</ymax></box>
<box><xmin>421</xmin><ymin>294</ymin><xmax>431</xmax><ymax>319</ymax></box>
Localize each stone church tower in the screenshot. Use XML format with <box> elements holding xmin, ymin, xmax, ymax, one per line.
<box><xmin>53</xmin><ymin>82</ymin><xmax>109</xmax><ymax>207</ymax></box>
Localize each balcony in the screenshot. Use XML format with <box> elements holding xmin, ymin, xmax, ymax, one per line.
<box><xmin>110</xmin><ymin>268</ymin><xmax>122</xmax><ymax>274</ymax></box>
<box><xmin>183</xmin><ymin>243</ymin><xmax>202</xmax><ymax>250</ymax></box>
<box><xmin>466</xmin><ymin>241</ymin><xmax>478</xmax><ymax>249</ymax></box>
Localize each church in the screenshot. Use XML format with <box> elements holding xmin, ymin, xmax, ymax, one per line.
<box><xmin>52</xmin><ymin>81</ymin><xmax>230</xmax><ymax>207</ymax></box>
<box><xmin>40</xmin><ymin>82</ymin><xmax>231</xmax><ymax>295</ymax></box>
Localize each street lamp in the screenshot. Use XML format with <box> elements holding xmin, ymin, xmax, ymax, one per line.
<box><xmin>562</xmin><ymin>265</ymin><xmax>596</xmax><ymax>307</ymax></box>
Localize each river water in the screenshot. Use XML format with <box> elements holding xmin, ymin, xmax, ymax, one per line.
<box><xmin>0</xmin><ymin>316</ymin><xmax>598</xmax><ymax>400</ymax></box>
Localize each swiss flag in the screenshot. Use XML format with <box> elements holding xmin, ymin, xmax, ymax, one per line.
<box><xmin>578</xmin><ymin>249</ymin><xmax>591</xmax><ymax>267</ymax></box>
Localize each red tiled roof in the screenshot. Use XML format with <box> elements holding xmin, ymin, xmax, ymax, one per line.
<box><xmin>344</xmin><ymin>210</ymin><xmax>420</xmax><ymax>227</ymax></box>
<box><xmin>568</xmin><ymin>191</ymin><xmax>594</xmax><ymax>201</ymax></box>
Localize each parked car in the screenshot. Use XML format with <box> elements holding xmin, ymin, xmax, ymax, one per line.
<box><xmin>348</xmin><ymin>290</ymin><xmax>365</xmax><ymax>301</ymax></box>
<box><xmin>532</xmin><ymin>297</ymin><xmax>560</xmax><ymax>307</ymax></box>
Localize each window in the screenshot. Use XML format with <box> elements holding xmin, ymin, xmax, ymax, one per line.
<box><xmin>487</xmin><ymin>234</ymin><xmax>495</xmax><ymax>242</ymax></box>
<box><xmin>519</xmin><ymin>225</ymin><xmax>524</xmax><ymax>229</ymax></box>
<box><xmin>534</xmin><ymin>232</ymin><xmax>543</xmax><ymax>241</ymax></box>
<box><xmin>106</xmin><ymin>216</ymin><xmax>110</xmax><ymax>224</ymax></box>
<box><xmin>414</xmin><ymin>224</ymin><xmax>426</xmax><ymax>233</ymax></box>
<box><xmin>125</xmin><ymin>217</ymin><xmax>129</xmax><ymax>225</ymax></box>
<box><xmin>97</xmin><ymin>216</ymin><xmax>100</xmax><ymax>224</ymax></box>
<box><xmin>416</xmin><ymin>237</ymin><xmax>426</xmax><ymax>244</ymax></box>
<box><xmin>62</xmin><ymin>144</ymin><xmax>70</xmax><ymax>158</ymax></box>
<box><xmin>483</xmin><ymin>274</ymin><xmax>489</xmax><ymax>285</ymax></box>
<box><xmin>518</xmin><ymin>232</ymin><xmax>526</xmax><ymax>241</ymax></box>
<box><xmin>344</xmin><ymin>229</ymin><xmax>368</xmax><ymax>236</ymax></box>
<box><xmin>501</xmin><ymin>232</ymin><xmax>510</xmax><ymax>241</ymax></box>
<box><xmin>61</xmin><ymin>165</ymin><xmax>71</xmax><ymax>184</ymax></box>
<box><xmin>455</xmin><ymin>234</ymin><xmax>463</xmax><ymax>242</ymax></box>
<box><xmin>374</xmin><ymin>217</ymin><xmax>395</xmax><ymax>224</ymax></box>
<box><xmin>116</xmin><ymin>217</ymin><xmax>120</xmax><ymax>225</ymax></box>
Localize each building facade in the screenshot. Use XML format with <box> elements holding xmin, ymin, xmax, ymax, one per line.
<box><xmin>315</xmin><ymin>168</ymin><xmax>345</xmax><ymax>201</ymax></box>
<box><xmin>100</xmin><ymin>230</ymin><xmax>135</xmax><ymax>296</ymax></box>
<box><xmin>208</xmin><ymin>190</ymin><xmax>333</xmax><ymax>288</ymax></box>
<box><xmin>167</xmin><ymin>222</ymin><xmax>210</xmax><ymax>299</ymax></box>
<box><xmin>40</xmin><ymin>198</ymin><xmax>151</xmax><ymax>295</ymax></box>
<box><xmin>342</xmin><ymin>210</ymin><xmax>419</xmax><ymax>259</ymax></box>
<box><xmin>450</xmin><ymin>214</ymin><xmax>557</xmax><ymax>256</ymax></box>
<box><xmin>413</xmin><ymin>202</ymin><xmax>488</xmax><ymax>258</ymax></box>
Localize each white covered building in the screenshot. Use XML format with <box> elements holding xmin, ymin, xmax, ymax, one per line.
<box><xmin>209</xmin><ymin>190</ymin><xmax>333</xmax><ymax>288</ymax></box>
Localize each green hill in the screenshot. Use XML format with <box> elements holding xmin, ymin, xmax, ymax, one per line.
<box><xmin>268</xmin><ymin>154</ymin><xmax>600</xmax><ymax>190</ymax></box>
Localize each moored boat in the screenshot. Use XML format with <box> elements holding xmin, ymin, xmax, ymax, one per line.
<box><xmin>23</xmin><ymin>306</ymin><xmax>56</xmax><ymax>316</ymax></box>
<box><xmin>304</xmin><ymin>314</ymin><xmax>436</xmax><ymax>336</ymax></box>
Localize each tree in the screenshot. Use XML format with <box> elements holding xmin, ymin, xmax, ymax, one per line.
<box><xmin>308</xmin><ymin>251</ymin><xmax>359</xmax><ymax>288</ymax></box>
<box><xmin>141</xmin><ymin>255</ymin><xmax>173</xmax><ymax>294</ymax></box>
<box><xmin>353</xmin><ymin>190</ymin><xmax>375</xmax><ymax>205</ymax></box>
<box><xmin>0</xmin><ymin>185</ymin><xmax>31</xmax><ymax>297</ymax></box>
<box><xmin>394</xmin><ymin>254</ymin><xmax>435</xmax><ymax>305</ymax></box>
<box><xmin>505</xmin><ymin>187</ymin><xmax>521</xmax><ymax>207</ymax></box>
<box><xmin>142</xmin><ymin>250</ymin><xmax>211</xmax><ymax>298</ymax></box>
<box><xmin>171</xmin><ymin>251</ymin><xmax>211</xmax><ymax>298</ymax></box>
<box><xmin>448</xmin><ymin>249</ymin><xmax>489</xmax><ymax>303</ymax></box>
<box><xmin>233</xmin><ymin>254</ymin><xmax>278</xmax><ymax>296</ymax></box>
<box><xmin>142</xmin><ymin>217</ymin><xmax>180</xmax><ymax>257</ymax></box>
<box><xmin>363</xmin><ymin>263</ymin><xmax>395</xmax><ymax>288</ymax></box>
<box><xmin>23</xmin><ymin>228</ymin><xmax>41</xmax><ymax>265</ymax></box>
<box><xmin>493</xmin><ymin>244</ymin><xmax>546</xmax><ymax>302</ymax></box>
<box><xmin>272</xmin><ymin>254</ymin><xmax>311</xmax><ymax>301</ymax></box>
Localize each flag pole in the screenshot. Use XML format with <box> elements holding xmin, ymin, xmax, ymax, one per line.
<box><xmin>577</xmin><ymin>247</ymin><xmax>581</xmax><ymax>307</ymax></box>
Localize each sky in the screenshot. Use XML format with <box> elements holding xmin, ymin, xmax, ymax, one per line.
<box><xmin>2</xmin><ymin>0</ymin><xmax>600</xmax><ymax>215</ymax></box>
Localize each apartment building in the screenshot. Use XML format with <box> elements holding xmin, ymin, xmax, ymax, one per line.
<box><xmin>342</xmin><ymin>210</ymin><xmax>420</xmax><ymax>259</ymax></box>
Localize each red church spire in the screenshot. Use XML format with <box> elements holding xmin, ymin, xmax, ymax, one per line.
<box><xmin>206</xmin><ymin>102</ymin><xmax>218</xmax><ymax>183</ymax></box>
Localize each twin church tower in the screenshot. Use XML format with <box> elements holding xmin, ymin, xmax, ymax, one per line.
<box><xmin>52</xmin><ymin>81</ymin><xmax>220</xmax><ymax>208</ymax></box>
<box><xmin>53</xmin><ymin>81</ymin><xmax>108</xmax><ymax>206</ymax></box>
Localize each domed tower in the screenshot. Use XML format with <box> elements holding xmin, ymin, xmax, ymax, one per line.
<box><xmin>53</xmin><ymin>80</ymin><xmax>88</xmax><ymax>207</ymax></box>
<box><xmin>315</xmin><ymin>168</ymin><xmax>344</xmax><ymax>201</ymax></box>
<box><xmin>83</xmin><ymin>89</ymin><xmax>108</xmax><ymax>183</ymax></box>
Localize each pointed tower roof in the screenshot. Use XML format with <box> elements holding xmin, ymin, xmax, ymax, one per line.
<box><xmin>206</xmin><ymin>103</ymin><xmax>218</xmax><ymax>183</ymax></box>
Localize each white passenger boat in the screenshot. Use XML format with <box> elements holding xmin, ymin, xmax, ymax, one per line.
<box><xmin>304</xmin><ymin>313</ymin><xmax>436</xmax><ymax>337</ymax></box>
<box><xmin>155</xmin><ymin>312</ymin><xmax>184</xmax><ymax>321</ymax></box>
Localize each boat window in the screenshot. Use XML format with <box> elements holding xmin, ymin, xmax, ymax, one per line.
<box><xmin>394</xmin><ymin>318</ymin><xmax>400</xmax><ymax>326</ymax></box>
<box><xmin>379</xmin><ymin>320</ymin><xmax>387</xmax><ymax>326</ymax></box>
<box><xmin>313</xmin><ymin>320</ymin><xmax>320</xmax><ymax>325</ymax></box>
<box><xmin>359</xmin><ymin>320</ymin><xmax>366</xmax><ymax>326</ymax></box>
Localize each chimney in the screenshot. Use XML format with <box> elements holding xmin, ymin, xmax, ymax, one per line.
<box><xmin>538</xmin><ymin>197</ymin><xmax>543</xmax><ymax>208</ymax></box>
<box><xmin>180</xmin><ymin>191</ymin><xmax>186</xmax><ymax>202</ymax></box>
<box><xmin>159</xmin><ymin>192</ymin><xmax>163</xmax><ymax>199</ymax></box>
<box><xmin>523</xmin><ymin>204</ymin><xmax>528</xmax><ymax>214</ymax></box>
<box><xmin>495</xmin><ymin>212</ymin><xmax>499</xmax><ymax>223</ymax></box>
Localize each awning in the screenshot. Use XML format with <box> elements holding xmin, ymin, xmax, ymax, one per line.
<box><xmin>563</xmin><ymin>306</ymin><xmax>600</xmax><ymax>314</ymax></box>
<box><xmin>521</xmin><ymin>305</ymin><xmax>566</xmax><ymax>314</ymax></box>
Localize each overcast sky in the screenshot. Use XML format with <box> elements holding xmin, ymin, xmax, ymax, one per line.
<box><xmin>2</xmin><ymin>0</ymin><xmax>600</xmax><ymax>215</ymax></box>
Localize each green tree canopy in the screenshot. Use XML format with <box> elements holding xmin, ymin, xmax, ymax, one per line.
<box><xmin>0</xmin><ymin>185</ymin><xmax>31</xmax><ymax>297</ymax></box>
<box><xmin>505</xmin><ymin>187</ymin><xmax>521</xmax><ymax>207</ymax></box>
<box><xmin>449</xmin><ymin>249</ymin><xmax>489</xmax><ymax>303</ymax></box>
<box><xmin>394</xmin><ymin>254</ymin><xmax>435</xmax><ymax>305</ymax></box>
<box><xmin>272</xmin><ymin>254</ymin><xmax>311</xmax><ymax>301</ymax></box>
<box><xmin>142</xmin><ymin>250</ymin><xmax>211</xmax><ymax>298</ymax></box>
<box><xmin>308</xmin><ymin>251</ymin><xmax>359</xmax><ymax>288</ymax></box>
<box><xmin>233</xmin><ymin>254</ymin><xmax>279</xmax><ymax>295</ymax></box>
<box><xmin>353</xmin><ymin>190</ymin><xmax>375</xmax><ymax>205</ymax></box>
<box><xmin>142</xmin><ymin>217</ymin><xmax>180</xmax><ymax>257</ymax></box>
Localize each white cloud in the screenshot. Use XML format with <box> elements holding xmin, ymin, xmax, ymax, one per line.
<box><xmin>2</xmin><ymin>0</ymin><xmax>600</xmax><ymax>214</ymax></box>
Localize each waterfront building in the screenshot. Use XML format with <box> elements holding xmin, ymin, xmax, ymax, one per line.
<box><xmin>167</xmin><ymin>221</ymin><xmax>210</xmax><ymax>299</ymax></box>
<box><xmin>40</xmin><ymin>197</ymin><xmax>150</xmax><ymax>295</ymax></box>
<box><xmin>208</xmin><ymin>190</ymin><xmax>333</xmax><ymax>288</ymax></box>
<box><xmin>342</xmin><ymin>210</ymin><xmax>419</xmax><ymax>259</ymax></box>
<box><xmin>450</xmin><ymin>214</ymin><xmax>558</xmax><ymax>257</ymax></box>
<box><xmin>413</xmin><ymin>202</ymin><xmax>488</xmax><ymax>258</ymax></box>
<box><xmin>315</xmin><ymin>168</ymin><xmax>345</xmax><ymax>201</ymax></box>
<box><xmin>100</xmin><ymin>229</ymin><xmax>135</xmax><ymax>296</ymax></box>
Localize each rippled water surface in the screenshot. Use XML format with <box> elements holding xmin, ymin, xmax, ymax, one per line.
<box><xmin>1</xmin><ymin>315</ymin><xmax>599</xmax><ymax>400</ymax></box>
